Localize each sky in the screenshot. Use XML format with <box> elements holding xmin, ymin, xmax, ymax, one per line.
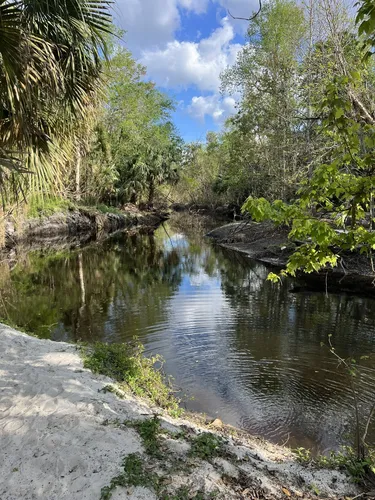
<box><xmin>113</xmin><ymin>0</ymin><xmax>261</xmax><ymax>142</ymax></box>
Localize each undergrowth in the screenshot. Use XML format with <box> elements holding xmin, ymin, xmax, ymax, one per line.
<box><xmin>100</xmin><ymin>453</ymin><xmax>159</xmax><ymax>499</ymax></box>
<box><xmin>82</xmin><ymin>341</ymin><xmax>182</xmax><ymax>417</ymax></box>
<box><xmin>294</xmin><ymin>446</ymin><xmax>375</xmax><ymax>484</ymax></box>
<box><xmin>95</xmin><ymin>204</ymin><xmax>122</xmax><ymax>215</ymax></box>
<box><xmin>190</xmin><ymin>432</ymin><xmax>225</xmax><ymax>461</ymax></box>
<box><xmin>27</xmin><ymin>196</ymin><xmax>75</xmax><ymax>218</ymax></box>
<box><xmin>131</xmin><ymin>416</ymin><xmax>162</xmax><ymax>457</ymax></box>
<box><xmin>100</xmin><ymin>451</ymin><xmax>218</xmax><ymax>500</ymax></box>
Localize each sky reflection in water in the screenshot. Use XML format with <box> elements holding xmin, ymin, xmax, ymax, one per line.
<box><xmin>1</xmin><ymin>215</ymin><xmax>375</xmax><ymax>453</ymax></box>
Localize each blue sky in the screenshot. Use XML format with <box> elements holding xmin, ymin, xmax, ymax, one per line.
<box><xmin>114</xmin><ymin>0</ymin><xmax>260</xmax><ymax>141</ymax></box>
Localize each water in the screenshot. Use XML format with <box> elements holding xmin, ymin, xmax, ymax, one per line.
<box><xmin>1</xmin><ymin>214</ymin><xmax>375</xmax><ymax>453</ymax></box>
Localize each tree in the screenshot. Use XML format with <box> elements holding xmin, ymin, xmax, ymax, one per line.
<box><xmin>97</xmin><ymin>42</ymin><xmax>182</xmax><ymax>206</ymax></box>
<box><xmin>221</xmin><ymin>0</ymin><xmax>308</xmax><ymax>201</ymax></box>
<box><xmin>0</xmin><ymin>0</ymin><xmax>111</xmax><ymax>204</ymax></box>
<box><xmin>357</xmin><ymin>0</ymin><xmax>375</xmax><ymax>59</ymax></box>
<box><xmin>242</xmin><ymin>2</ymin><xmax>375</xmax><ymax>280</ymax></box>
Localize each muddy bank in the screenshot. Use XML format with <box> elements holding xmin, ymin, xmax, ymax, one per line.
<box><xmin>4</xmin><ymin>207</ymin><xmax>168</xmax><ymax>250</ymax></box>
<box><xmin>0</xmin><ymin>324</ymin><xmax>361</xmax><ymax>499</ymax></box>
<box><xmin>171</xmin><ymin>202</ymin><xmax>241</xmax><ymax>219</ymax></box>
<box><xmin>207</xmin><ymin>221</ymin><xmax>375</xmax><ymax>295</ymax></box>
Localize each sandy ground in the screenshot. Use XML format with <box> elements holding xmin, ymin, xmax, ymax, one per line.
<box><xmin>0</xmin><ymin>325</ymin><xmax>361</xmax><ymax>499</ymax></box>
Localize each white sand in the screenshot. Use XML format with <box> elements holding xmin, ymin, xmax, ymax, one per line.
<box><xmin>0</xmin><ymin>325</ymin><xmax>361</xmax><ymax>499</ymax></box>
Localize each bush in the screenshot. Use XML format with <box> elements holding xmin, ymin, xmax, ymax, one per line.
<box><xmin>83</xmin><ymin>341</ymin><xmax>182</xmax><ymax>417</ymax></box>
<box><xmin>27</xmin><ymin>196</ymin><xmax>75</xmax><ymax>218</ymax></box>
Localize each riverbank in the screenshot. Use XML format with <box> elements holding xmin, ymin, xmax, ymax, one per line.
<box><xmin>207</xmin><ymin>221</ymin><xmax>375</xmax><ymax>295</ymax></box>
<box><xmin>4</xmin><ymin>205</ymin><xmax>168</xmax><ymax>250</ymax></box>
<box><xmin>0</xmin><ymin>324</ymin><xmax>362</xmax><ymax>499</ymax></box>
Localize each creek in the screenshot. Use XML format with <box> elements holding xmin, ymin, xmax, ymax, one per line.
<box><xmin>1</xmin><ymin>213</ymin><xmax>375</xmax><ymax>454</ymax></box>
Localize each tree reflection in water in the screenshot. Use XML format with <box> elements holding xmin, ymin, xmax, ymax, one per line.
<box><xmin>1</xmin><ymin>215</ymin><xmax>375</xmax><ymax>453</ymax></box>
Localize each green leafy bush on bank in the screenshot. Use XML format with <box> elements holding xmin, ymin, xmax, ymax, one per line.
<box><xmin>27</xmin><ymin>196</ymin><xmax>76</xmax><ymax>219</ymax></box>
<box><xmin>294</xmin><ymin>446</ymin><xmax>375</xmax><ymax>484</ymax></box>
<box><xmin>82</xmin><ymin>341</ymin><xmax>182</xmax><ymax>417</ymax></box>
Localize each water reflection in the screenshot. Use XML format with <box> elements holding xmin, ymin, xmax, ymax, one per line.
<box><xmin>1</xmin><ymin>216</ymin><xmax>375</xmax><ymax>453</ymax></box>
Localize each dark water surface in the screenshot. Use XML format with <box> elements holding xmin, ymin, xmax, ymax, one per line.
<box><xmin>1</xmin><ymin>215</ymin><xmax>375</xmax><ymax>453</ymax></box>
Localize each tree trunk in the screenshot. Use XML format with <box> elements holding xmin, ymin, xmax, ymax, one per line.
<box><xmin>76</xmin><ymin>150</ymin><xmax>81</xmax><ymax>202</ymax></box>
<box><xmin>130</xmin><ymin>192</ymin><xmax>138</xmax><ymax>205</ymax></box>
<box><xmin>0</xmin><ymin>207</ymin><xmax>4</xmax><ymax>248</ymax></box>
<box><xmin>148</xmin><ymin>179</ymin><xmax>155</xmax><ymax>207</ymax></box>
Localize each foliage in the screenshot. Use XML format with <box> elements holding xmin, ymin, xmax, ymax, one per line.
<box><xmin>0</xmin><ymin>11</ymin><xmax>182</xmax><ymax>235</ymax></box>
<box><xmin>83</xmin><ymin>341</ymin><xmax>182</xmax><ymax>417</ymax></box>
<box><xmin>87</xmin><ymin>40</ymin><xmax>182</xmax><ymax>207</ymax></box>
<box><xmin>357</xmin><ymin>0</ymin><xmax>375</xmax><ymax>59</ymax></box>
<box><xmin>100</xmin><ymin>453</ymin><xmax>159</xmax><ymax>500</ymax></box>
<box><xmin>242</xmin><ymin>65</ymin><xmax>375</xmax><ymax>280</ymax></box>
<box><xmin>0</xmin><ymin>0</ymin><xmax>112</xmax><ymax>202</ymax></box>
<box><xmin>294</xmin><ymin>446</ymin><xmax>375</xmax><ymax>484</ymax></box>
<box><xmin>26</xmin><ymin>196</ymin><xmax>75</xmax><ymax>219</ymax></box>
<box><xmin>190</xmin><ymin>433</ymin><xmax>225</xmax><ymax>460</ymax></box>
<box><xmin>174</xmin><ymin>134</ymin><xmax>225</xmax><ymax>206</ymax></box>
<box><xmin>131</xmin><ymin>417</ymin><xmax>162</xmax><ymax>458</ymax></box>
<box><xmin>176</xmin><ymin>0</ymin><xmax>375</xmax><ymax>215</ymax></box>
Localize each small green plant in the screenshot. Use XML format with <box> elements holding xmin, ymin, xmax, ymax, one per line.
<box><xmin>294</xmin><ymin>445</ymin><xmax>375</xmax><ymax>484</ymax></box>
<box><xmin>100</xmin><ymin>453</ymin><xmax>159</xmax><ymax>500</ymax></box>
<box><xmin>95</xmin><ymin>204</ymin><xmax>122</xmax><ymax>215</ymax></box>
<box><xmin>82</xmin><ymin>341</ymin><xmax>182</xmax><ymax>416</ymax></box>
<box><xmin>190</xmin><ymin>432</ymin><xmax>225</xmax><ymax>461</ymax></box>
<box><xmin>132</xmin><ymin>416</ymin><xmax>162</xmax><ymax>457</ymax></box>
<box><xmin>294</xmin><ymin>447</ymin><xmax>312</xmax><ymax>464</ymax></box>
<box><xmin>310</xmin><ymin>483</ymin><xmax>320</xmax><ymax>496</ymax></box>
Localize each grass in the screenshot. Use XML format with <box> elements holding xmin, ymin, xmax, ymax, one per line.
<box><xmin>26</xmin><ymin>194</ymin><xmax>124</xmax><ymax>220</ymax></box>
<box><xmin>27</xmin><ymin>196</ymin><xmax>76</xmax><ymax>219</ymax></box>
<box><xmin>82</xmin><ymin>341</ymin><xmax>182</xmax><ymax>417</ymax></box>
<box><xmin>100</xmin><ymin>452</ymin><xmax>217</xmax><ymax>500</ymax></box>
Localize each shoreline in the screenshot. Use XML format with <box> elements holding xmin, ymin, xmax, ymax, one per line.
<box><xmin>0</xmin><ymin>324</ymin><xmax>361</xmax><ymax>499</ymax></box>
<box><xmin>4</xmin><ymin>206</ymin><xmax>168</xmax><ymax>251</ymax></box>
<box><xmin>207</xmin><ymin>221</ymin><xmax>375</xmax><ymax>295</ymax></box>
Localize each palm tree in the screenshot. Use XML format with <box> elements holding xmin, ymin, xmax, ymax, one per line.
<box><xmin>0</xmin><ymin>0</ymin><xmax>112</xmax><ymax>204</ymax></box>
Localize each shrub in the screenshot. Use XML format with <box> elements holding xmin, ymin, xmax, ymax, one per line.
<box><xmin>83</xmin><ymin>341</ymin><xmax>182</xmax><ymax>417</ymax></box>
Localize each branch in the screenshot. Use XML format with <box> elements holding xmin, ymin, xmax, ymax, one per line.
<box><xmin>362</xmin><ymin>401</ymin><xmax>375</xmax><ymax>447</ymax></box>
<box><xmin>228</xmin><ymin>0</ymin><xmax>262</xmax><ymax>21</ymax></box>
<box><xmin>349</xmin><ymin>90</ymin><xmax>375</xmax><ymax>125</ymax></box>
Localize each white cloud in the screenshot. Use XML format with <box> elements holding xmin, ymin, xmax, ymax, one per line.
<box><xmin>114</xmin><ymin>0</ymin><xmax>211</xmax><ymax>52</ymax></box>
<box><xmin>113</xmin><ymin>0</ymin><xmax>260</xmax><ymax>52</ymax></box>
<box><xmin>112</xmin><ymin>0</ymin><xmax>251</xmax><ymax>127</ymax></box>
<box><xmin>178</xmin><ymin>0</ymin><xmax>210</xmax><ymax>14</ymax></box>
<box><xmin>140</xmin><ymin>17</ymin><xmax>242</xmax><ymax>92</ymax></box>
<box><xmin>114</xmin><ymin>0</ymin><xmax>180</xmax><ymax>52</ymax></box>
<box><xmin>188</xmin><ymin>95</ymin><xmax>237</xmax><ymax>123</ymax></box>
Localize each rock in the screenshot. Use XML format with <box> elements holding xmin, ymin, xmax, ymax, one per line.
<box><xmin>210</xmin><ymin>418</ymin><xmax>224</xmax><ymax>429</ymax></box>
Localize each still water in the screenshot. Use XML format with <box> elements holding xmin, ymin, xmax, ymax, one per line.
<box><xmin>1</xmin><ymin>215</ymin><xmax>375</xmax><ymax>453</ymax></box>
